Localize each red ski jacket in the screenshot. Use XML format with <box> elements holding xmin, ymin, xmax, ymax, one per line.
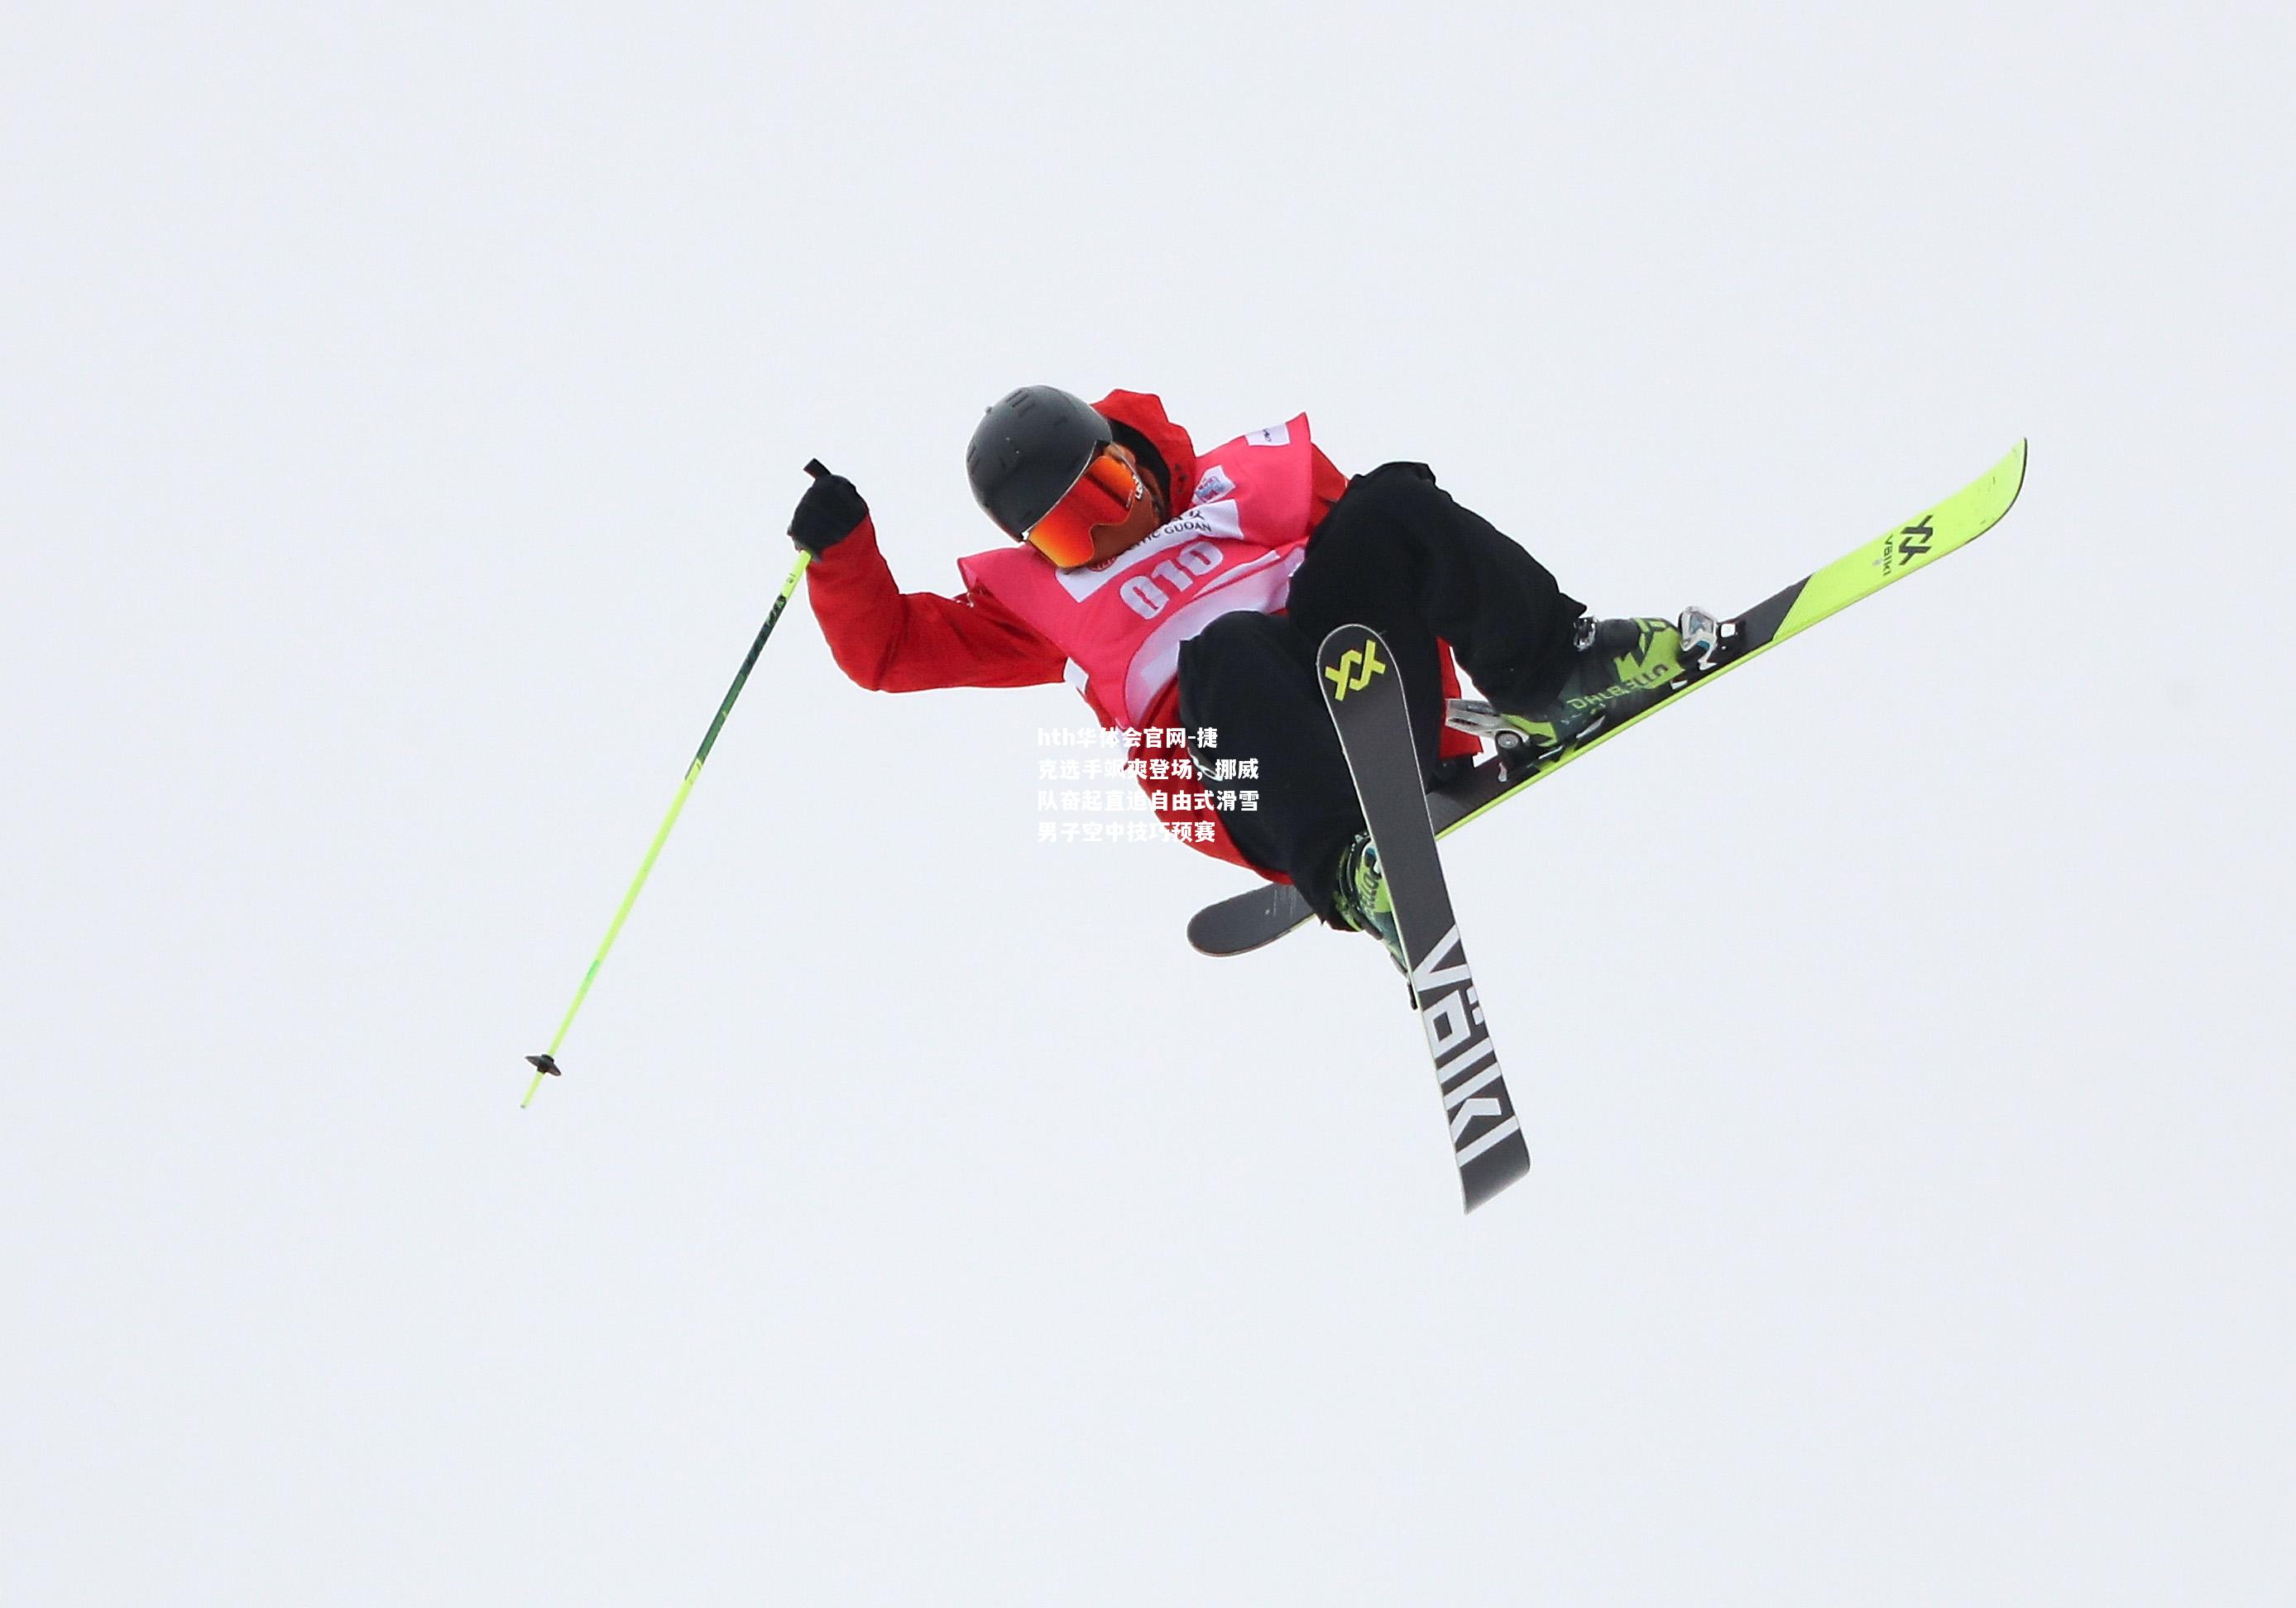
<box><xmin>804</xmin><ymin>390</ymin><xmax>1459</xmax><ymax>878</ymax></box>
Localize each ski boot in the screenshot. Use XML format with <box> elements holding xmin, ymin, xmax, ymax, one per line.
<box><xmin>1445</xmin><ymin>607</ymin><xmax>1729</xmax><ymax>763</ymax></box>
<box><xmin>1492</xmin><ymin>611</ymin><xmax>1703</xmax><ymax>758</ymax></box>
<box><xmin>1330</xmin><ymin>830</ymin><xmax>1407</xmax><ymax>973</ymax></box>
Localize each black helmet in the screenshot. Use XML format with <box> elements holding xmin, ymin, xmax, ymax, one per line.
<box><xmin>966</xmin><ymin>385</ymin><xmax>1112</xmax><ymax>541</ymax></box>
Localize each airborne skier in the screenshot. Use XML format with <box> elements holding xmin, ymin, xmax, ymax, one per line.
<box><xmin>788</xmin><ymin>385</ymin><xmax>1693</xmax><ymax>967</ymax></box>
<box><xmin>537</xmin><ymin>384</ymin><xmax>2018</xmax><ymax>1204</ymax></box>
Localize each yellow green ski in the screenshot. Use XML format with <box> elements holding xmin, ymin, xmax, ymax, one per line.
<box><xmin>1188</xmin><ymin>441</ymin><xmax>2030</xmax><ymax>956</ymax></box>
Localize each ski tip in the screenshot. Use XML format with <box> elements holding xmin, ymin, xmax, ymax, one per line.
<box><xmin>1315</xmin><ymin>622</ymin><xmax>1402</xmax><ymax>710</ymax></box>
<box><xmin>1314</xmin><ymin>622</ymin><xmax>1393</xmax><ymax>662</ymax></box>
<box><xmin>1998</xmin><ymin>438</ymin><xmax>2030</xmax><ymax>502</ymax></box>
<box><xmin>1978</xmin><ymin>438</ymin><xmax>2030</xmax><ymax>531</ymax></box>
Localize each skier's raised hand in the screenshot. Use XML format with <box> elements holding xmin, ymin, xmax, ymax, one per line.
<box><xmin>789</xmin><ymin>462</ymin><xmax>870</xmax><ymax>556</ymax></box>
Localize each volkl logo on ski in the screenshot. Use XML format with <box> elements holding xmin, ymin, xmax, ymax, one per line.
<box><xmin>1410</xmin><ymin>924</ymin><xmax>1522</xmax><ymax>1169</ymax></box>
<box><xmin>1877</xmin><ymin>514</ymin><xmax>1938</xmax><ymax>579</ymax></box>
<box><xmin>1324</xmin><ymin>635</ymin><xmax>1388</xmax><ymax>701</ymax></box>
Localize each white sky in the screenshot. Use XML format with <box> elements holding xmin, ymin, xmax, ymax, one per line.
<box><xmin>4</xmin><ymin>2</ymin><xmax>2291</xmax><ymax>1602</ymax></box>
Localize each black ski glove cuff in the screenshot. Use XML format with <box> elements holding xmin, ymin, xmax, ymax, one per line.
<box><xmin>789</xmin><ymin>472</ymin><xmax>870</xmax><ymax>557</ymax></box>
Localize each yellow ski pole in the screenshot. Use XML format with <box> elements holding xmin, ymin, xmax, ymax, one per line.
<box><xmin>521</xmin><ymin>465</ymin><xmax>827</xmax><ymax>1108</ymax></box>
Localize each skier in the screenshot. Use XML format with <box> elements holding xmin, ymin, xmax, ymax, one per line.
<box><xmin>788</xmin><ymin>385</ymin><xmax>1691</xmax><ymax>965</ymax></box>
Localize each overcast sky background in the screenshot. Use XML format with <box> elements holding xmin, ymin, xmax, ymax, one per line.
<box><xmin>5</xmin><ymin>3</ymin><xmax>2291</xmax><ymax>1602</ymax></box>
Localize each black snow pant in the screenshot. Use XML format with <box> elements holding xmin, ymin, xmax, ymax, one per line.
<box><xmin>1175</xmin><ymin>462</ymin><xmax>1584</xmax><ymax>923</ymax></box>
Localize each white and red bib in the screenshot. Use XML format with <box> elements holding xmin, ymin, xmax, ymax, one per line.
<box><xmin>956</xmin><ymin>415</ymin><xmax>1318</xmax><ymax>728</ymax></box>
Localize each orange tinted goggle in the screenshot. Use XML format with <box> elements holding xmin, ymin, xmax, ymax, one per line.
<box><xmin>1023</xmin><ymin>448</ymin><xmax>1142</xmax><ymax>567</ymax></box>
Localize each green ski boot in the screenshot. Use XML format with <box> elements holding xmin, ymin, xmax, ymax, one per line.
<box><xmin>1497</xmin><ymin>615</ymin><xmax>1692</xmax><ymax>755</ymax></box>
<box><xmin>1330</xmin><ymin>830</ymin><xmax>1407</xmax><ymax>972</ymax></box>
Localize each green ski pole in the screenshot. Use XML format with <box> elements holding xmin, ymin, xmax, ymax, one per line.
<box><xmin>521</xmin><ymin>463</ymin><xmax>828</xmax><ymax>1108</ymax></box>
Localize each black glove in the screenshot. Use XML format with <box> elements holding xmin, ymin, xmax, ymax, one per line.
<box><xmin>789</xmin><ymin>464</ymin><xmax>869</xmax><ymax>557</ymax></box>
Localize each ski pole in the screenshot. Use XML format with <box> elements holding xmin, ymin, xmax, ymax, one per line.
<box><xmin>520</xmin><ymin>463</ymin><xmax>828</xmax><ymax>1108</ymax></box>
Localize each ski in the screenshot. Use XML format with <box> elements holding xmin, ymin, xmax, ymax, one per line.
<box><xmin>1319</xmin><ymin>625</ymin><xmax>1530</xmax><ymax>1212</ymax></box>
<box><xmin>1191</xmin><ymin>440</ymin><xmax>2028</xmax><ymax>957</ymax></box>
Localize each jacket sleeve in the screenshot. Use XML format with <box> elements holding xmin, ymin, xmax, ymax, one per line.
<box><xmin>803</xmin><ymin>518</ymin><xmax>1067</xmax><ymax>692</ymax></box>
